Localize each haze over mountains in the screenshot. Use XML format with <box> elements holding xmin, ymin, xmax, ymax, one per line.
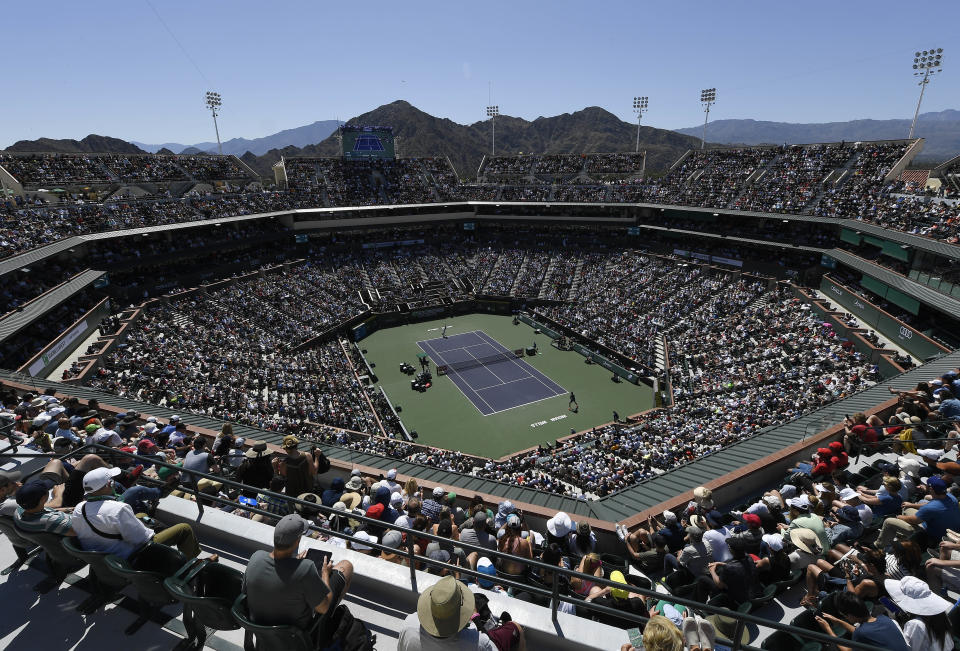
<box><xmin>241</xmin><ymin>100</ymin><xmax>701</xmax><ymax>178</ymax></box>
<box><xmin>5</xmin><ymin>102</ymin><xmax>958</xmax><ymax>181</ymax></box>
<box><xmin>131</xmin><ymin>120</ymin><xmax>343</xmax><ymax>156</ymax></box>
<box><xmin>674</xmin><ymin>109</ymin><xmax>960</xmax><ymax>163</ymax></box>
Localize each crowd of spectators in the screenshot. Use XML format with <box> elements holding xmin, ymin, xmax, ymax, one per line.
<box><xmin>7</xmin><ymin>362</ymin><xmax>960</xmax><ymax>649</ymax></box>
<box><xmin>71</xmin><ymin>237</ymin><xmax>895</xmax><ymax>502</ymax></box>
<box><xmin>6</xmin><ymin>140</ymin><xmax>960</xmax><ymax>272</ymax></box>
<box><xmin>0</xmin><ymin>152</ymin><xmax>253</xmax><ymax>187</ymax></box>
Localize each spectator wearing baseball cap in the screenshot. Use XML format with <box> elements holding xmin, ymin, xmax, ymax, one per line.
<box><xmin>242</xmin><ymin>513</ymin><xmax>353</xmax><ymax>631</ymax></box>
<box><xmin>827</xmin><ymin>505</ymin><xmax>864</xmax><ymax>546</ymax></box>
<box><xmin>13</xmin><ymin>478</ymin><xmax>74</xmax><ymax>537</ymax></box>
<box><xmin>380</xmin><ymin>530</ymin><xmax>407</xmax><ymax>565</ymax></box>
<box><xmin>728</xmin><ymin>513</ymin><xmax>764</xmax><ymax>554</ymax></box>
<box><xmin>497</xmin><ymin>513</ymin><xmax>532</xmax><ymax>576</ymax></box>
<box><xmin>384</xmin><ymin>468</ymin><xmax>401</xmax><ymax>494</ymax></box>
<box><xmin>785</xmin><ymin>494</ymin><xmax>829</xmax><ymax>558</ymax></box>
<box><xmin>421</xmin><ymin>487</ymin><xmax>445</xmax><ymax>524</ymax></box>
<box><xmin>71</xmin><ymin>466</ymin><xmax>203</xmax><ymax>559</ymax></box>
<box><xmin>586</xmin><ymin>570</ymin><xmax>651</xmax><ymax>629</ymax></box>
<box><xmin>878</xmin><ymin>475</ymin><xmax>960</xmax><ymax>549</ymax></box>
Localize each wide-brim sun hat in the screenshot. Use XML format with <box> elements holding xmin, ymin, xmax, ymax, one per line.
<box><xmin>885</xmin><ymin>576</ymin><xmax>952</xmax><ymax>616</ymax></box>
<box><xmin>416</xmin><ymin>575</ymin><xmax>475</xmax><ymax>638</ymax></box>
<box><xmin>546</xmin><ymin>511</ymin><xmax>573</xmax><ymax>537</ymax></box>
<box><xmin>788</xmin><ymin>528</ymin><xmax>821</xmax><ymax>555</ymax></box>
<box><xmin>340</xmin><ymin>492</ymin><xmax>362</xmax><ymax>510</ymax></box>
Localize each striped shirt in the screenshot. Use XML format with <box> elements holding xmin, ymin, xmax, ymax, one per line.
<box><xmin>257</xmin><ymin>493</ymin><xmax>291</xmax><ymax>518</ymax></box>
<box><xmin>14</xmin><ymin>506</ymin><xmax>72</xmax><ymax>536</ymax></box>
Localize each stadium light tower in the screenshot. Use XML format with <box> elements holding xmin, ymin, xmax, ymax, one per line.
<box><xmin>205</xmin><ymin>91</ymin><xmax>223</xmax><ymax>155</ymax></box>
<box><xmin>632</xmin><ymin>96</ymin><xmax>648</xmax><ymax>153</ymax></box>
<box><xmin>486</xmin><ymin>105</ymin><xmax>500</xmax><ymax>156</ymax></box>
<box><xmin>909</xmin><ymin>48</ymin><xmax>944</xmax><ymax>139</ymax></box>
<box><xmin>699</xmin><ymin>88</ymin><xmax>716</xmax><ymax>150</ymax></box>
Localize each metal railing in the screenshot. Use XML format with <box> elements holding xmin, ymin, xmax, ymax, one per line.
<box><xmin>0</xmin><ymin>439</ymin><xmax>894</xmax><ymax>651</ymax></box>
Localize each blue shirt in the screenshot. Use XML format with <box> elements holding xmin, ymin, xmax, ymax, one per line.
<box><xmin>872</xmin><ymin>491</ymin><xmax>903</xmax><ymax>518</ymax></box>
<box><xmin>851</xmin><ymin>615</ymin><xmax>909</xmax><ymax>651</ymax></box>
<box><xmin>916</xmin><ymin>495</ymin><xmax>960</xmax><ymax>542</ymax></box>
<box><xmin>657</xmin><ymin>523</ymin><xmax>686</xmax><ymax>553</ymax></box>
<box><xmin>939</xmin><ymin>398</ymin><xmax>960</xmax><ymax>421</ymax></box>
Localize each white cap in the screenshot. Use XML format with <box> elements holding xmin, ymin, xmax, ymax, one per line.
<box><xmin>82</xmin><ymin>467</ymin><xmax>122</xmax><ymax>492</ymax></box>
<box><xmin>351</xmin><ymin>530</ymin><xmax>378</xmax><ymax>551</ymax></box>
<box><xmin>390</xmin><ymin>492</ymin><xmax>403</xmax><ymax>506</ymax></box>
<box><xmin>918</xmin><ymin>449</ymin><xmax>943</xmax><ymax>461</ymax></box>
<box><xmin>762</xmin><ymin>533</ymin><xmax>784</xmax><ymax>552</ymax></box>
<box><xmin>779</xmin><ymin>484</ymin><xmax>798</xmax><ymax>498</ymax></box>
<box><xmin>387</xmin><ymin>468</ymin><xmax>397</xmax><ymax>480</ymax></box>
<box><xmin>839</xmin><ymin>487</ymin><xmax>859</xmax><ymax>501</ymax></box>
<box><xmin>144</xmin><ymin>423</ymin><xmax>157</xmax><ymax>434</ymax></box>
<box><xmin>146</xmin><ymin>416</ymin><xmax>158</xmax><ymax>423</ymax></box>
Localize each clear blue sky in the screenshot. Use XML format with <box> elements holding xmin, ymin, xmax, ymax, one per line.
<box><xmin>3</xmin><ymin>0</ymin><xmax>957</xmax><ymax>147</ymax></box>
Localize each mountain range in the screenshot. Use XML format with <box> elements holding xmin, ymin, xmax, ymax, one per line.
<box><xmin>674</xmin><ymin>109</ymin><xmax>960</xmax><ymax>163</ymax></box>
<box><xmin>131</xmin><ymin>119</ymin><xmax>343</xmax><ymax>156</ymax></box>
<box><xmin>242</xmin><ymin>100</ymin><xmax>701</xmax><ymax>178</ymax></box>
<box><xmin>7</xmin><ymin>102</ymin><xmax>958</xmax><ymax>181</ymax></box>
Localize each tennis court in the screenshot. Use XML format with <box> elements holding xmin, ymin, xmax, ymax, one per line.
<box><xmin>359</xmin><ymin>313</ymin><xmax>653</xmax><ymax>458</ymax></box>
<box><xmin>417</xmin><ymin>331</ymin><xmax>566</xmax><ymax>415</ymax></box>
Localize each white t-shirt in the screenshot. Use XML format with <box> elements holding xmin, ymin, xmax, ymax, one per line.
<box><xmin>703</xmin><ymin>527</ymin><xmax>732</xmax><ymax>562</ymax></box>
<box><xmin>903</xmin><ymin>618</ymin><xmax>954</xmax><ymax>651</ymax></box>
<box><xmin>397</xmin><ymin>612</ymin><xmax>496</xmax><ymax>651</ymax></box>
<box><xmin>853</xmin><ymin>503</ymin><xmax>873</xmax><ymax>526</ymax></box>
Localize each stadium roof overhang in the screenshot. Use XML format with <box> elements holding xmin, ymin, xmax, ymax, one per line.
<box><xmin>0</xmin><ymin>269</ymin><xmax>106</xmax><ymax>342</ymax></box>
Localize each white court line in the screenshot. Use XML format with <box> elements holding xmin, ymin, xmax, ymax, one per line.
<box><xmin>423</xmin><ymin>330</ymin><xmax>565</xmax><ymax>415</ymax></box>
<box><xmin>418</xmin><ymin>338</ymin><xmax>495</xmax><ymax>415</ymax></box>
<box><xmin>473</xmin><ymin>329</ymin><xmax>564</xmax><ymax>395</ymax></box>
<box><xmin>477</xmin><ymin>384</ymin><xmax>566</xmax><ymax>416</ymax></box>
<box><xmin>470</xmin><ymin>374</ymin><xmax>536</xmax><ymax>391</ymax></box>
<box><xmin>462</xmin><ymin>342</ymin><xmax>513</xmax><ymax>386</ymax></box>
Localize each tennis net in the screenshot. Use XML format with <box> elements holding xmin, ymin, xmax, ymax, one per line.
<box><xmin>437</xmin><ymin>349</ymin><xmax>523</xmax><ymax>375</ymax></box>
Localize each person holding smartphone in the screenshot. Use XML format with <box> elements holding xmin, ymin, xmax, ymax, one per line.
<box><xmin>242</xmin><ymin>514</ymin><xmax>353</xmax><ymax>631</ymax></box>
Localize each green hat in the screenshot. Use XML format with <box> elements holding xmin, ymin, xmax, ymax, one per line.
<box><xmin>157</xmin><ymin>463</ymin><xmax>182</xmax><ymax>479</ymax></box>
<box><xmin>85</xmin><ymin>424</ymin><xmax>100</xmax><ymax>434</ymax></box>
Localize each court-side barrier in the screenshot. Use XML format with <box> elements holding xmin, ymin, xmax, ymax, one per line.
<box><xmin>517</xmin><ymin>312</ymin><xmax>648</xmax><ymax>385</ymax></box>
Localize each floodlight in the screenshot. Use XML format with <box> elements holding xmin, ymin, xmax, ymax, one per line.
<box><xmin>205</xmin><ymin>91</ymin><xmax>224</xmax><ymax>155</ymax></box>
<box><xmin>699</xmin><ymin>88</ymin><xmax>717</xmax><ymax>149</ymax></box>
<box><xmin>908</xmin><ymin>47</ymin><xmax>944</xmax><ymax>138</ymax></box>
<box><xmin>486</xmin><ymin>105</ymin><xmax>500</xmax><ymax>155</ymax></box>
<box><xmin>632</xmin><ymin>96</ymin><xmax>649</xmax><ymax>152</ymax></box>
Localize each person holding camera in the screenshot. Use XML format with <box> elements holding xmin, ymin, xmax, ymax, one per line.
<box><xmin>800</xmin><ymin>545</ymin><xmax>885</xmax><ymax>610</ymax></box>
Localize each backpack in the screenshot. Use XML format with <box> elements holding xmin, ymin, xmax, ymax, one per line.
<box><xmin>320</xmin><ymin>604</ymin><xmax>376</xmax><ymax>651</ymax></box>
<box><xmin>315</xmin><ymin>449</ymin><xmax>332</xmax><ymax>474</ymax></box>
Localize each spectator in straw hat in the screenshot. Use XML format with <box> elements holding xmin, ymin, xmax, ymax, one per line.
<box><xmin>398</xmin><ymin>575</ymin><xmax>495</xmax><ymax>650</ymax></box>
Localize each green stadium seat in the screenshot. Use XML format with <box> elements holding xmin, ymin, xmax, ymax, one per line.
<box><xmin>13</xmin><ymin>527</ymin><xmax>85</xmax><ymax>593</ymax></box>
<box><xmin>104</xmin><ymin>543</ymin><xmax>191</xmax><ymax>635</ymax></box>
<box><xmin>164</xmin><ymin>559</ymin><xmax>244</xmax><ymax>648</ymax></box>
<box><xmin>232</xmin><ymin>593</ymin><xmax>318</xmax><ymax>651</ymax></box>
<box><xmin>61</xmin><ymin>537</ymin><xmax>129</xmax><ymax>614</ymax></box>
<box><xmin>749</xmin><ymin>583</ymin><xmax>778</xmax><ymax>611</ymax></box>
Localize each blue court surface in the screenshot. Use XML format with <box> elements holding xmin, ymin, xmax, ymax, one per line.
<box><xmin>417</xmin><ymin>330</ymin><xmax>567</xmax><ymax>416</ymax></box>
